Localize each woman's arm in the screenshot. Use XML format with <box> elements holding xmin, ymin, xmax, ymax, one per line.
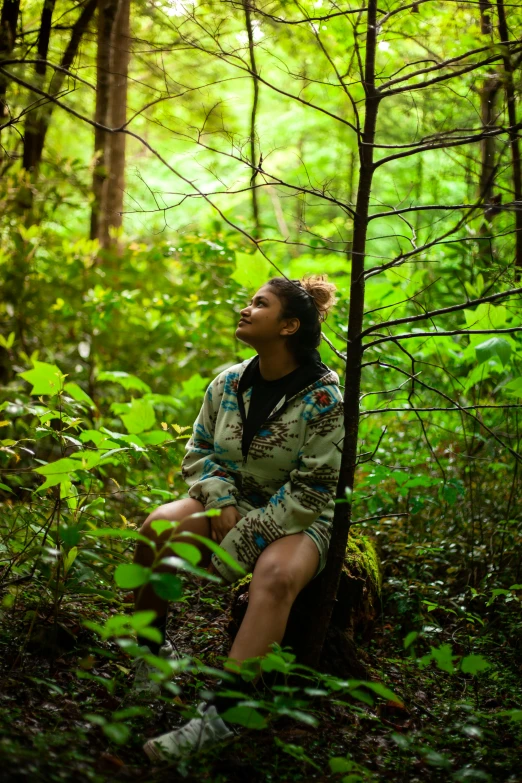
<box><xmin>212</xmin><ymin>387</ymin><xmax>345</xmax><ymax>581</ymax></box>
<box><xmin>181</xmin><ymin>373</ymin><xmax>240</xmax><ymax>511</ymax></box>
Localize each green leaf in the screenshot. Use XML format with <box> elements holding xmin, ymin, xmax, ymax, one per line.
<box><xmin>349</xmin><ymin>689</ymin><xmax>374</xmax><ymax>706</ymax></box>
<box><xmin>35</xmin><ymin>458</ymin><xmax>84</xmax><ymax>476</ymax></box>
<box><xmin>71</xmin><ymin>451</ymin><xmax>101</xmax><ymax>470</ymax></box>
<box><xmin>170</xmin><ymin>542</ymin><xmax>202</xmax><ymax>565</ymax></box>
<box><xmin>103</xmin><ymin>722</ymin><xmax>130</xmax><ymax>745</ymax></box>
<box><xmin>180</xmin><ymin>373</ymin><xmax>209</xmax><ymax>400</ymax></box>
<box><xmin>19</xmin><ymin>361</ymin><xmax>65</xmax><ymax>395</ymax></box>
<box><xmin>150</xmin><ymin>519</ymin><xmax>175</xmax><ymax>536</ymax></box>
<box><xmin>150</xmin><ymin>573</ymin><xmax>183</xmax><ymax>601</ymax></box>
<box><xmin>475</xmin><ymin>337</ymin><xmax>512</xmax><ymax>366</ymax></box>
<box><xmin>114</xmin><ymin>564</ymin><xmax>151</xmax><ymax>589</ymax></box>
<box><xmin>59</xmin><ymin>524</ymin><xmax>82</xmax><ymax>548</ymax></box>
<box><xmin>277</xmin><ymin>708</ymin><xmax>318</xmax><ymax>727</ymax></box>
<box><xmin>260</xmin><ymin>653</ymin><xmax>292</xmax><ymax>674</ymax></box>
<box><xmin>220</xmin><ymin>706</ymin><xmax>267</xmax><ymax>729</ymax></box>
<box><xmin>329</xmin><ymin>757</ymin><xmax>353</xmax><ymax>774</ymax></box>
<box><xmin>64</xmin><ymin>382</ymin><xmax>96</xmax><ymax>408</ymax></box>
<box><xmin>159</xmin><ymin>556</ymin><xmax>221</xmax><ymax>581</ymax></box>
<box><xmin>34</xmin><ymin>458</ymin><xmax>80</xmax><ymax>491</ymax></box>
<box><xmin>390</xmin><ymin>470</ymin><xmax>410</xmax><ymax>486</ymax></box>
<box><xmin>231</xmin><ymin>250</ymin><xmax>271</xmax><ymax>290</ymax></box>
<box><xmin>85</xmin><ymin>528</ymin><xmax>152</xmax><ymax>546</ymax></box>
<box><xmin>505</xmin><ymin>378</ymin><xmax>522</xmax><ymax>398</ymax></box>
<box><xmin>403</xmin><ymin>631</ymin><xmax>419</xmax><ymax>650</ymax></box>
<box><xmin>178</xmin><ymin>531</ymin><xmax>246</xmax><ymax>576</ymax></box>
<box><xmin>112</xmin><ymin>706</ymin><xmax>152</xmax><ymax>721</ymax></box>
<box><xmin>460</xmin><ymin>654</ymin><xmax>490</xmax><ymax>675</ymax></box>
<box><xmin>496</xmin><ymin>709</ymin><xmax>522</xmax><ymax>721</ymax></box>
<box><xmin>364</xmin><ymin>681</ymin><xmax>403</xmax><ymax>705</ymax></box>
<box><xmin>274</xmin><ymin>738</ymin><xmax>321</xmax><ymax>770</ymax></box>
<box><xmin>63</xmin><ymin>546</ymin><xmax>78</xmax><ymax>575</ymax></box>
<box><xmin>60</xmin><ymin>480</ymin><xmax>78</xmax><ymax>511</ymax></box>
<box><xmin>130</xmin><ymin>611</ymin><xmax>158</xmax><ymax>630</ymax></box>
<box><xmin>430</xmin><ymin>644</ymin><xmax>455</xmax><ymax>674</ymax></box>
<box><xmin>98</xmin><ymin>371</ymin><xmax>151</xmax><ymax>394</ymax></box>
<box><xmin>0</xmin><ymin>483</ymin><xmax>13</xmax><ymax>493</ymax></box>
<box><xmin>0</xmin><ymin>331</ymin><xmax>15</xmax><ymax>349</ymax></box>
<box><xmin>121</xmin><ymin>398</ymin><xmax>156</xmax><ymax>434</ymax></box>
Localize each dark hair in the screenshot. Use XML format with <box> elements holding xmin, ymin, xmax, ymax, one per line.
<box><xmin>266</xmin><ymin>274</ymin><xmax>337</xmax><ymax>361</ymax></box>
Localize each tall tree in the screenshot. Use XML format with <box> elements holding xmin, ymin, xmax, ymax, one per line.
<box><xmin>0</xmin><ymin>0</ymin><xmax>20</xmax><ymax>145</ymax></box>
<box><xmin>104</xmin><ymin>0</ymin><xmax>130</xmax><ymax>247</ymax></box>
<box><xmin>496</xmin><ymin>0</ymin><xmax>522</xmax><ymax>273</ymax></box>
<box><xmin>243</xmin><ymin>0</ymin><xmax>260</xmax><ymax>236</ymax></box>
<box><xmin>90</xmin><ymin>0</ymin><xmax>120</xmax><ymax>242</ymax></box>
<box><xmin>22</xmin><ymin>0</ymin><xmax>57</xmax><ymax>173</ymax></box>
<box><xmin>20</xmin><ymin>0</ymin><xmax>96</xmax><ymax>178</ymax></box>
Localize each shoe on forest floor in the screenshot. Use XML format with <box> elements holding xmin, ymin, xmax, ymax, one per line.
<box><xmin>143</xmin><ymin>703</ymin><xmax>234</xmax><ymax>762</ymax></box>
<box><xmin>131</xmin><ymin>641</ymin><xmax>179</xmax><ymax>699</ymax></box>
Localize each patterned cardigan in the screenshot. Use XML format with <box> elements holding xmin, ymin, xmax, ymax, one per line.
<box><xmin>180</xmin><ymin>358</ymin><xmax>345</xmax><ymax>582</ymax></box>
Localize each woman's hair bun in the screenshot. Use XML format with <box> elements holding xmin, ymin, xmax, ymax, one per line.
<box><xmin>299</xmin><ymin>274</ymin><xmax>337</xmax><ymax>321</ymax></box>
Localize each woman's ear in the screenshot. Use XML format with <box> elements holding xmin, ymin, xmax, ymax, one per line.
<box><xmin>280</xmin><ymin>317</ymin><xmax>300</xmax><ymax>337</ymax></box>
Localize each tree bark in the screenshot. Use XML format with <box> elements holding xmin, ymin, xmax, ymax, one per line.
<box><xmin>22</xmin><ymin>0</ymin><xmax>57</xmax><ymax>173</ymax></box>
<box><xmin>41</xmin><ymin>0</ymin><xmax>97</xmax><ymax>161</ymax></box>
<box><xmin>104</xmin><ymin>0</ymin><xmax>130</xmax><ymax>246</ymax></box>
<box><xmin>301</xmin><ymin>0</ymin><xmax>381</xmax><ymax>668</ymax></box>
<box><xmin>478</xmin><ymin>75</ymin><xmax>499</xmax><ymax>209</ymax></box>
<box><xmin>90</xmin><ymin>0</ymin><xmax>120</xmax><ymax>243</ymax></box>
<box><xmin>496</xmin><ymin>0</ymin><xmax>522</xmax><ymax>273</ymax></box>
<box><xmin>243</xmin><ymin>0</ymin><xmax>260</xmax><ymax>236</ymax></box>
<box><xmin>0</xmin><ymin>0</ymin><xmax>20</xmax><ymax>136</ymax></box>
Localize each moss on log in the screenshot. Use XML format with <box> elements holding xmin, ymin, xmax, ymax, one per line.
<box><xmin>228</xmin><ymin>532</ymin><xmax>381</xmax><ymax>678</ymax></box>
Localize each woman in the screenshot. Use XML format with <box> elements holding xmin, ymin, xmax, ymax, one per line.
<box><xmin>134</xmin><ymin>274</ymin><xmax>345</xmax><ymax>761</ymax></box>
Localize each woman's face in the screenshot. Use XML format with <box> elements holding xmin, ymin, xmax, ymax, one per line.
<box><xmin>236</xmin><ymin>285</ymin><xmax>300</xmax><ymax>348</ymax></box>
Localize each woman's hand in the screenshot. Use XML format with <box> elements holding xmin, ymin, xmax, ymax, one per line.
<box><xmin>210</xmin><ymin>505</ymin><xmax>242</xmax><ymax>544</ymax></box>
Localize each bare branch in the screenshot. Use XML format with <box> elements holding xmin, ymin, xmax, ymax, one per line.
<box><xmin>359</xmin><ymin>287</ymin><xmax>522</xmax><ymax>339</ymax></box>
<box><xmin>360</xmin><ymin>404</ymin><xmax>522</xmax><ymax>413</ymax></box>
<box><xmin>363</xmin><ymin>326</ymin><xmax>522</xmax><ymax>351</ymax></box>
<box><xmin>375</xmin><ymin>361</ymin><xmax>522</xmax><ymax>461</ymax></box>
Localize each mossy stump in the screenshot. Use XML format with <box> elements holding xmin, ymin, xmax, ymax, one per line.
<box><xmin>228</xmin><ymin>532</ymin><xmax>381</xmax><ymax>679</ymax></box>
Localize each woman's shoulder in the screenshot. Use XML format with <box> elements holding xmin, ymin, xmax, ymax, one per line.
<box><xmin>208</xmin><ymin>358</ymin><xmax>252</xmax><ymax>389</ymax></box>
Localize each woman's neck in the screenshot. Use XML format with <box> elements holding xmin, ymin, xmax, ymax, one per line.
<box><xmin>257</xmin><ymin>350</ymin><xmax>300</xmax><ymax>381</ymax></box>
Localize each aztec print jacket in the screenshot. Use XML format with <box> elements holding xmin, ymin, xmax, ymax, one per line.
<box><xmin>180</xmin><ymin>357</ymin><xmax>345</xmax><ymax>582</ymax></box>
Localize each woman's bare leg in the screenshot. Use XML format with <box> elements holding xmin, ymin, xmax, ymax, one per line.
<box><xmin>227</xmin><ymin>533</ymin><xmax>319</xmax><ymax>664</ymax></box>
<box><xmin>134</xmin><ymin>497</ymin><xmax>211</xmax><ymax>618</ymax></box>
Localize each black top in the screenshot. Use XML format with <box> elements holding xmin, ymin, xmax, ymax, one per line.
<box><xmin>237</xmin><ymin>349</ymin><xmax>329</xmax><ymax>461</ymax></box>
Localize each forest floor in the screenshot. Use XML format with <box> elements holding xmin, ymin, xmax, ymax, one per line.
<box><xmin>1</xmin><ymin>531</ymin><xmax>521</xmax><ymax>783</ymax></box>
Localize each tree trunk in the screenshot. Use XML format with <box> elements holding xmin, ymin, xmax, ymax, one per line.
<box><xmin>229</xmin><ymin>533</ymin><xmax>381</xmax><ymax>678</ymax></box>
<box><xmin>496</xmin><ymin>0</ymin><xmax>522</xmax><ymax>274</ymax></box>
<box><xmin>243</xmin><ymin>0</ymin><xmax>260</xmax><ymax>236</ymax></box>
<box><xmin>476</xmin><ymin>4</ymin><xmax>500</xmax><ymax>263</ymax></box>
<box><xmin>30</xmin><ymin>0</ymin><xmax>97</xmax><ymax>171</ymax></box>
<box><xmin>0</xmin><ymin>0</ymin><xmax>20</xmax><ymax>143</ymax></box>
<box><xmin>90</xmin><ymin>0</ymin><xmax>120</xmax><ymax>243</ymax></box>
<box><xmin>478</xmin><ymin>75</ymin><xmax>499</xmax><ymax>210</ymax></box>
<box><xmin>104</xmin><ymin>0</ymin><xmax>130</xmax><ymax>246</ymax></box>
<box><xmin>22</xmin><ymin>0</ymin><xmax>57</xmax><ymax>174</ymax></box>
<box><xmin>298</xmin><ymin>0</ymin><xmax>381</xmax><ymax>669</ymax></box>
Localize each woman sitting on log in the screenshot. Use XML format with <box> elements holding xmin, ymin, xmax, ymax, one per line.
<box><xmin>133</xmin><ymin>274</ymin><xmax>345</xmax><ymax>761</ymax></box>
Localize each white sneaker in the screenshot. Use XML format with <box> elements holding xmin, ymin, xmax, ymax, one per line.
<box><xmin>131</xmin><ymin>641</ymin><xmax>178</xmax><ymax>698</ymax></box>
<box><xmin>143</xmin><ymin>703</ymin><xmax>234</xmax><ymax>762</ymax></box>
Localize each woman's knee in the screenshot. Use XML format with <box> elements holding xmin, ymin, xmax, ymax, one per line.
<box><xmin>139</xmin><ymin>498</ymin><xmax>204</xmax><ymax>539</ymax></box>
<box><xmin>250</xmin><ymin>557</ymin><xmax>297</xmax><ymax>604</ymax></box>
<box><xmin>140</xmin><ymin>506</ymin><xmax>173</xmax><ymax>538</ymax></box>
